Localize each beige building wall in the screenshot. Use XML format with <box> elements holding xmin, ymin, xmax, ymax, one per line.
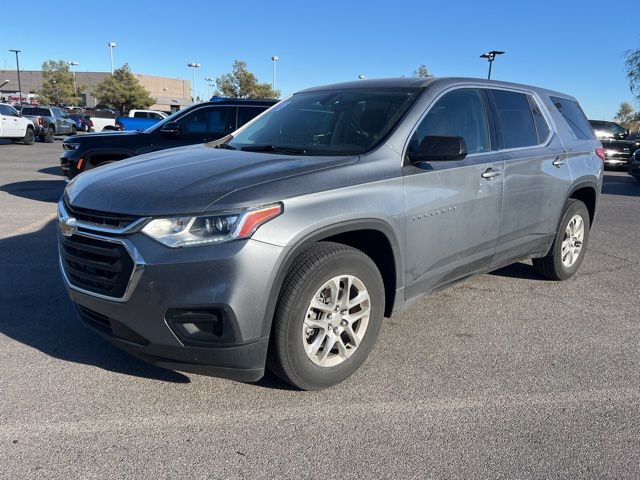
<box><xmin>0</xmin><ymin>70</ymin><xmax>191</xmax><ymax>112</ymax></box>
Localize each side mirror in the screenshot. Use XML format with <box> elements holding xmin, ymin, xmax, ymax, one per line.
<box><xmin>407</xmin><ymin>135</ymin><xmax>467</xmax><ymax>164</ymax></box>
<box><xmin>161</xmin><ymin>121</ymin><xmax>181</xmax><ymax>135</ymax></box>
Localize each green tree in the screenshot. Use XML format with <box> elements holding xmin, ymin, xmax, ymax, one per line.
<box><xmin>614</xmin><ymin>101</ymin><xmax>640</xmax><ymax>133</ymax></box>
<box><xmin>214</xmin><ymin>60</ymin><xmax>279</xmax><ymax>99</ymax></box>
<box><xmin>625</xmin><ymin>48</ymin><xmax>640</xmax><ymax>100</ymax></box>
<box><xmin>412</xmin><ymin>64</ymin><xmax>432</xmax><ymax>78</ymax></box>
<box><xmin>92</xmin><ymin>64</ymin><xmax>155</xmax><ymax>114</ymax></box>
<box><xmin>38</xmin><ymin>60</ymin><xmax>85</xmax><ymax>106</ymax></box>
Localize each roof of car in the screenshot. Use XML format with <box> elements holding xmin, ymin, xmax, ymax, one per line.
<box><xmin>207</xmin><ymin>97</ymin><xmax>278</xmax><ymax>105</ymax></box>
<box><xmin>298</xmin><ymin>77</ymin><xmax>575</xmax><ymax>101</ymax></box>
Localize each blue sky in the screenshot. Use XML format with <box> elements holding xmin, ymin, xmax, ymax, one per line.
<box><xmin>1</xmin><ymin>0</ymin><xmax>637</xmax><ymax>119</ymax></box>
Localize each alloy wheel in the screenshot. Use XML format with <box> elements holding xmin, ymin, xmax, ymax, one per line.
<box><xmin>302</xmin><ymin>274</ymin><xmax>370</xmax><ymax>367</ymax></box>
<box><xmin>561</xmin><ymin>214</ymin><xmax>584</xmax><ymax>268</ymax></box>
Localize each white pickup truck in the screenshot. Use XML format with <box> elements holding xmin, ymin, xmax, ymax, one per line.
<box><xmin>89</xmin><ymin>109</ymin><xmax>167</xmax><ymax>132</ymax></box>
<box><xmin>0</xmin><ymin>103</ymin><xmax>35</xmax><ymax>144</ymax></box>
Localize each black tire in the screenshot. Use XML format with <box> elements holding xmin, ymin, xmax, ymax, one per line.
<box><xmin>82</xmin><ymin>123</ymin><xmax>89</xmax><ymax>132</ymax></box>
<box><xmin>532</xmin><ymin>199</ymin><xmax>590</xmax><ymax>280</ymax></box>
<box><xmin>44</xmin><ymin>126</ymin><xmax>55</xmax><ymax>143</ymax></box>
<box><xmin>22</xmin><ymin>127</ymin><xmax>35</xmax><ymax>145</ymax></box>
<box><xmin>267</xmin><ymin>242</ymin><xmax>384</xmax><ymax>390</ymax></box>
<box><xmin>69</xmin><ymin>125</ymin><xmax>77</xmax><ymax>136</ymax></box>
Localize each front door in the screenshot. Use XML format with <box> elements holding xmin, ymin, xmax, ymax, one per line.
<box><xmin>403</xmin><ymin>88</ymin><xmax>504</xmax><ymax>299</ymax></box>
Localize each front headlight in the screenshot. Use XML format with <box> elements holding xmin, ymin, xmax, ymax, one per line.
<box><xmin>141</xmin><ymin>203</ymin><xmax>283</xmax><ymax>247</ymax></box>
<box><xmin>63</xmin><ymin>142</ymin><xmax>80</xmax><ymax>151</ymax></box>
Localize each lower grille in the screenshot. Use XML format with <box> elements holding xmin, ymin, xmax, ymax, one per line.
<box><xmin>77</xmin><ymin>305</ymin><xmax>111</xmax><ymax>330</ymax></box>
<box><xmin>59</xmin><ymin>234</ymin><xmax>134</xmax><ymax>298</ymax></box>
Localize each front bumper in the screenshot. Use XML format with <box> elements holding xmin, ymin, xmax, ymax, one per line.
<box><xmin>60</xmin><ymin>226</ymin><xmax>288</xmax><ymax>382</ymax></box>
<box><xmin>60</xmin><ymin>149</ymin><xmax>81</xmax><ymax>178</ymax></box>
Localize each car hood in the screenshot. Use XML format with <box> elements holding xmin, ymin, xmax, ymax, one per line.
<box><xmin>65</xmin><ymin>130</ymin><xmax>142</xmax><ymax>143</ymax></box>
<box><xmin>65</xmin><ymin>143</ymin><xmax>358</xmax><ymax>216</ymax></box>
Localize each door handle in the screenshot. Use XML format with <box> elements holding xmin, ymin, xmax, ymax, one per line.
<box><xmin>552</xmin><ymin>157</ymin><xmax>565</xmax><ymax>167</ymax></box>
<box><xmin>481</xmin><ymin>168</ymin><xmax>501</xmax><ymax>179</ymax></box>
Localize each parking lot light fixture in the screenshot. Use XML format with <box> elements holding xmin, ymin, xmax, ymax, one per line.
<box><xmin>0</xmin><ymin>79</ymin><xmax>9</xmax><ymax>89</ymax></box>
<box><xmin>271</xmin><ymin>56</ymin><xmax>279</xmax><ymax>92</ymax></box>
<box><xmin>480</xmin><ymin>50</ymin><xmax>505</xmax><ymax>79</ymax></box>
<box><xmin>187</xmin><ymin>63</ymin><xmax>201</xmax><ymax>102</ymax></box>
<box><xmin>358</xmin><ymin>75</ymin><xmax>366</xmax><ymax>80</ymax></box>
<box><xmin>204</xmin><ymin>76</ymin><xmax>214</xmax><ymax>100</ymax></box>
<box><xmin>108</xmin><ymin>42</ymin><xmax>116</xmax><ymax>74</ymax></box>
<box><xmin>9</xmin><ymin>49</ymin><xmax>23</xmax><ymax>107</ymax></box>
<box><xmin>68</xmin><ymin>61</ymin><xmax>79</xmax><ymax>97</ymax></box>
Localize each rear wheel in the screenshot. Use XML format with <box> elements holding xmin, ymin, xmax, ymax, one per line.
<box><xmin>69</xmin><ymin>125</ymin><xmax>77</xmax><ymax>136</ymax></box>
<box><xmin>532</xmin><ymin>199</ymin><xmax>590</xmax><ymax>280</ymax></box>
<box><xmin>44</xmin><ymin>126</ymin><xmax>55</xmax><ymax>143</ymax></box>
<box><xmin>22</xmin><ymin>127</ymin><xmax>35</xmax><ymax>145</ymax></box>
<box><xmin>268</xmin><ymin>242</ymin><xmax>384</xmax><ymax>390</ymax></box>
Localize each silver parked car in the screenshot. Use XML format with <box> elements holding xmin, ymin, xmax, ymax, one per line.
<box><xmin>58</xmin><ymin>77</ymin><xmax>603</xmax><ymax>390</ymax></box>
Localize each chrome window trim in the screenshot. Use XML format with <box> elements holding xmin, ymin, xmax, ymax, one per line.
<box><xmin>58</xmin><ymin>228</ymin><xmax>145</xmax><ymax>303</ymax></box>
<box><xmin>401</xmin><ymin>83</ymin><xmax>559</xmax><ymax>165</ymax></box>
<box><xmin>58</xmin><ymin>200</ymin><xmax>150</xmax><ymax>235</ymax></box>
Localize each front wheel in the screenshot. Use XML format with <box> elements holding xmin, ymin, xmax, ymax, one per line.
<box><xmin>69</xmin><ymin>125</ymin><xmax>77</xmax><ymax>136</ymax></box>
<box><xmin>268</xmin><ymin>242</ymin><xmax>384</xmax><ymax>390</ymax></box>
<box><xmin>533</xmin><ymin>199</ymin><xmax>590</xmax><ymax>280</ymax></box>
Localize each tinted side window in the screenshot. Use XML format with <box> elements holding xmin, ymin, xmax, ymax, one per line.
<box><xmin>177</xmin><ymin>106</ymin><xmax>235</xmax><ymax>135</ymax></box>
<box><xmin>490</xmin><ymin>90</ymin><xmax>538</xmax><ymax>149</ymax></box>
<box><xmin>0</xmin><ymin>105</ymin><xmax>10</xmax><ymax>115</ymax></box>
<box><xmin>527</xmin><ymin>96</ymin><xmax>550</xmax><ymax>143</ymax></box>
<box><xmin>53</xmin><ymin>108</ymin><xmax>64</xmax><ymax>118</ymax></box>
<box><xmin>133</xmin><ymin>111</ymin><xmax>147</xmax><ymax>118</ymax></box>
<box><xmin>238</xmin><ymin>106</ymin><xmax>265</xmax><ymax>129</ymax></box>
<box><xmin>152</xmin><ymin>112</ymin><xmax>164</xmax><ymax>120</ymax></box>
<box><xmin>408</xmin><ymin>88</ymin><xmax>490</xmax><ymax>155</ymax></box>
<box><xmin>550</xmin><ymin>96</ymin><xmax>594</xmax><ymax>140</ymax></box>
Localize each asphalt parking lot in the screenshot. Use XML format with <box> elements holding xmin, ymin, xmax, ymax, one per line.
<box><xmin>1</xmin><ymin>139</ymin><xmax>639</xmax><ymax>479</ymax></box>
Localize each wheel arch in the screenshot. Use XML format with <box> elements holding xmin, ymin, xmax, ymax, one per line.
<box><xmin>567</xmin><ymin>180</ymin><xmax>599</xmax><ymax>225</ymax></box>
<box><xmin>261</xmin><ymin>219</ymin><xmax>403</xmax><ymax>338</ymax></box>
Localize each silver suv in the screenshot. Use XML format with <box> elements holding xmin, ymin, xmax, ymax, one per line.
<box><xmin>58</xmin><ymin>77</ymin><xmax>603</xmax><ymax>390</ymax></box>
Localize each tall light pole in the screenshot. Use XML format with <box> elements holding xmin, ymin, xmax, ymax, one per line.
<box><xmin>68</xmin><ymin>61</ymin><xmax>79</xmax><ymax>98</ymax></box>
<box><xmin>480</xmin><ymin>50</ymin><xmax>505</xmax><ymax>79</ymax></box>
<box><xmin>9</xmin><ymin>49</ymin><xmax>22</xmax><ymax>107</ymax></box>
<box><xmin>108</xmin><ymin>42</ymin><xmax>116</xmax><ymax>74</ymax></box>
<box><xmin>271</xmin><ymin>56</ymin><xmax>279</xmax><ymax>92</ymax></box>
<box><xmin>204</xmin><ymin>76</ymin><xmax>213</xmax><ymax>100</ymax></box>
<box><xmin>187</xmin><ymin>62</ymin><xmax>201</xmax><ymax>101</ymax></box>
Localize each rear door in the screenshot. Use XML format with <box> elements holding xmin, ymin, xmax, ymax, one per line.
<box><xmin>403</xmin><ymin>88</ymin><xmax>505</xmax><ymax>298</ymax></box>
<box><xmin>0</xmin><ymin>104</ymin><xmax>21</xmax><ymax>136</ymax></box>
<box><xmin>487</xmin><ymin>88</ymin><xmax>570</xmax><ymax>266</ymax></box>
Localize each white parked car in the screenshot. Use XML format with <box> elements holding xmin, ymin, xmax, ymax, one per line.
<box><xmin>0</xmin><ymin>103</ymin><xmax>35</xmax><ymax>144</ymax></box>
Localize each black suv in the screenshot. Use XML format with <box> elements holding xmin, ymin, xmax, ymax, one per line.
<box><xmin>60</xmin><ymin>98</ymin><xmax>277</xmax><ymax>178</ymax></box>
<box><xmin>589</xmin><ymin>120</ymin><xmax>637</xmax><ymax>168</ymax></box>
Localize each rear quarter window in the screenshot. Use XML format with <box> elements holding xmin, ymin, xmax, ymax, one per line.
<box><xmin>550</xmin><ymin>96</ymin><xmax>594</xmax><ymax>140</ymax></box>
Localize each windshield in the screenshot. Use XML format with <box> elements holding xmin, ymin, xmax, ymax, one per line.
<box><xmin>226</xmin><ymin>88</ymin><xmax>422</xmax><ymax>156</ymax></box>
<box><xmin>589</xmin><ymin>121</ymin><xmax>627</xmax><ymax>139</ymax></box>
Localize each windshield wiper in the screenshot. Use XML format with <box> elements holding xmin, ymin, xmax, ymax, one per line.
<box><xmin>240</xmin><ymin>144</ymin><xmax>308</xmax><ymax>155</ymax></box>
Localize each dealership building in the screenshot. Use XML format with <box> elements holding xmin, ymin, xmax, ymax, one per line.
<box><xmin>0</xmin><ymin>70</ymin><xmax>192</xmax><ymax>113</ymax></box>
